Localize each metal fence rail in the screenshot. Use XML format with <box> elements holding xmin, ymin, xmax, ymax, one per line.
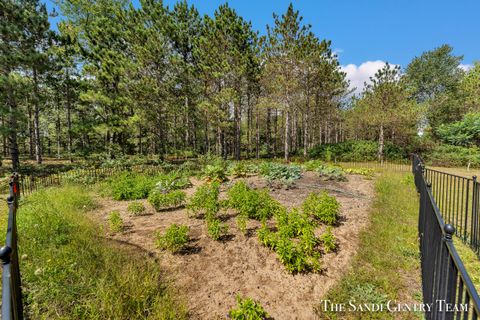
<box><xmin>413</xmin><ymin>154</ymin><xmax>480</xmax><ymax>319</ymax></box>
<box><xmin>0</xmin><ymin>174</ymin><xmax>24</xmax><ymax>319</ymax></box>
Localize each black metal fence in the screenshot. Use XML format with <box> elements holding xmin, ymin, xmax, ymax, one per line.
<box><xmin>413</xmin><ymin>154</ymin><xmax>480</xmax><ymax>319</ymax></box>
<box><xmin>0</xmin><ymin>174</ymin><xmax>24</xmax><ymax>319</ymax></box>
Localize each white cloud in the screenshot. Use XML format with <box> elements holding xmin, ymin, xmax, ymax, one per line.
<box><xmin>459</xmin><ymin>64</ymin><xmax>473</xmax><ymax>72</ymax></box>
<box><xmin>341</xmin><ymin>60</ymin><xmax>398</xmax><ymax>95</ymax></box>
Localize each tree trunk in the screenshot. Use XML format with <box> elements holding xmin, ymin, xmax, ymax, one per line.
<box><xmin>284</xmin><ymin>110</ymin><xmax>290</xmax><ymax>161</ymax></box>
<box><xmin>66</xmin><ymin>71</ymin><xmax>73</xmax><ymax>162</ymax></box>
<box><xmin>255</xmin><ymin>103</ymin><xmax>260</xmax><ymax>159</ymax></box>
<box><xmin>378</xmin><ymin>123</ymin><xmax>384</xmax><ymax>161</ymax></box>
<box><xmin>28</xmin><ymin>105</ymin><xmax>34</xmax><ymax>159</ymax></box>
<box><xmin>6</xmin><ymin>79</ymin><xmax>20</xmax><ymax>171</ymax></box>
<box><xmin>32</xmin><ymin>67</ymin><xmax>42</xmax><ymax>164</ymax></box>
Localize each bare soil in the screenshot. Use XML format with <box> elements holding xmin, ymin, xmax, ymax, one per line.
<box><xmin>93</xmin><ymin>172</ymin><xmax>374</xmax><ymax>320</ymax></box>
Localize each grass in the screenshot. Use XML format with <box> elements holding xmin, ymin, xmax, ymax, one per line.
<box><xmin>316</xmin><ymin>172</ymin><xmax>422</xmax><ymax>319</ymax></box>
<box><xmin>454</xmin><ymin>238</ymin><xmax>480</xmax><ymax>291</ymax></box>
<box><xmin>1</xmin><ymin>185</ymin><xmax>186</xmax><ymax>319</ymax></box>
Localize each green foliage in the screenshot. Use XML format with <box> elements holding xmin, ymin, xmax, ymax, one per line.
<box><xmin>316</xmin><ymin>165</ymin><xmax>346</xmax><ymax>181</ymax></box>
<box><xmin>302</xmin><ymin>191</ymin><xmax>340</xmax><ymax>225</ymax></box>
<box><xmin>154</xmin><ymin>171</ymin><xmax>191</xmax><ymax>193</ymax></box>
<box><xmin>424</xmin><ymin>144</ymin><xmax>480</xmax><ymax>167</ymax></box>
<box><xmin>343</xmin><ymin>167</ymin><xmax>374</xmax><ymax>178</ymax></box>
<box><xmin>228</xmin><ymin>296</ymin><xmax>269</xmax><ymax>320</ymax></box>
<box><xmin>127</xmin><ymin>201</ymin><xmax>146</xmax><ymax>216</ymax></box>
<box><xmin>10</xmin><ymin>186</ymin><xmax>185</xmax><ymax>318</ymax></box>
<box><xmin>236</xmin><ymin>214</ymin><xmax>248</xmax><ymax>235</ymax></box>
<box><xmin>148</xmin><ymin>190</ymin><xmax>186</xmax><ymax>211</ymax></box>
<box><xmin>302</xmin><ymin>159</ymin><xmax>325</xmax><ymax>171</ymax></box>
<box><xmin>309</xmin><ymin>140</ymin><xmax>407</xmax><ymax>161</ymax></box>
<box><xmin>227</xmin><ymin>181</ymin><xmax>283</xmax><ymax>220</ymax></box>
<box><xmin>155</xmin><ymin>224</ymin><xmax>190</xmax><ymax>253</ymax></box>
<box><xmin>320</xmin><ymin>227</ymin><xmax>337</xmax><ymax>253</ymax></box>
<box><xmin>108</xmin><ymin>211</ymin><xmax>124</xmax><ymax>233</ymax></box>
<box><xmin>206</xmin><ymin>218</ymin><xmax>228</xmax><ymax>241</ymax></box>
<box><xmin>227</xmin><ymin>161</ymin><xmax>248</xmax><ymax>177</ymax></box>
<box><xmin>437</xmin><ymin>112</ymin><xmax>480</xmax><ymax>146</ymax></box>
<box><xmin>186</xmin><ymin>182</ymin><xmax>220</xmax><ymax>218</ymax></box>
<box><xmin>260</xmin><ymin>162</ymin><xmax>302</xmax><ymax>188</ymax></box>
<box><xmin>108</xmin><ymin>172</ymin><xmax>158</xmax><ymax>200</ymax></box>
<box><xmin>199</xmin><ymin>155</ymin><xmax>227</xmax><ymax>182</ymax></box>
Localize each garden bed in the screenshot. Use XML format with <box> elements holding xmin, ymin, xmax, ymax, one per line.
<box><xmin>93</xmin><ymin>171</ymin><xmax>374</xmax><ymax>319</ymax></box>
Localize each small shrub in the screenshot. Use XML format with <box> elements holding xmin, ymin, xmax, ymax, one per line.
<box><xmin>206</xmin><ymin>218</ymin><xmax>228</xmax><ymax>241</ymax></box>
<box><xmin>320</xmin><ymin>226</ymin><xmax>337</xmax><ymax>253</ymax></box>
<box><xmin>187</xmin><ymin>182</ymin><xmax>220</xmax><ymax>218</ymax></box>
<box><xmin>275</xmin><ymin>234</ymin><xmax>321</xmax><ymax>273</ymax></box>
<box><xmin>108</xmin><ymin>211</ymin><xmax>124</xmax><ymax>233</ymax></box>
<box><xmin>109</xmin><ymin>172</ymin><xmax>157</xmax><ymax>200</ymax></box>
<box><xmin>201</xmin><ymin>157</ymin><xmax>227</xmax><ymax>182</ymax></box>
<box><xmin>303</xmin><ymin>191</ymin><xmax>340</xmax><ymax>225</ymax></box>
<box><xmin>154</xmin><ymin>171</ymin><xmax>191</xmax><ymax>193</ymax></box>
<box><xmin>127</xmin><ymin>201</ymin><xmax>146</xmax><ymax>216</ymax></box>
<box><xmin>228</xmin><ymin>161</ymin><xmax>248</xmax><ymax>178</ymax></box>
<box><xmin>302</xmin><ymin>159</ymin><xmax>325</xmax><ymax>171</ymax></box>
<box><xmin>260</xmin><ymin>162</ymin><xmax>302</xmax><ymax>188</ymax></box>
<box><xmin>227</xmin><ymin>181</ymin><xmax>283</xmax><ymax>220</ymax></box>
<box><xmin>316</xmin><ymin>165</ymin><xmax>346</xmax><ymax>181</ymax></box>
<box><xmin>155</xmin><ymin>224</ymin><xmax>189</xmax><ymax>253</ymax></box>
<box><xmin>148</xmin><ymin>190</ymin><xmax>186</xmax><ymax>211</ymax></box>
<box><xmin>229</xmin><ymin>296</ymin><xmax>269</xmax><ymax>320</ymax></box>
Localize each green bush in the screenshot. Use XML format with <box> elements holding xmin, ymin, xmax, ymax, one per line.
<box><xmin>154</xmin><ymin>171</ymin><xmax>191</xmax><ymax>193</ymax></box>
<box><xmin>320</xmin><ymin>226</ymin><xmax>337</xmax><ymax>253</ymax></box>
<box><xmin>186</xmin><ymin>182</ymin><xmax>220</xmax><ymax>218</ymax></box>
<box><xmin>308</xmin><ymin>140</ymin><xmax>407</xmax><ymax>161</ymax></box>
<box><xmin>302</xmin><ymin>191</ymin><xmax>340</xmax><ymax>225</ymax></box>
<box><xmin>148</xmin><ymin>190</ymin><xmax>186</xmax><ymax>211</ymax></box>
<box><xmin>343</xmin><ymin>167</ymin><xmax>374</xmax><ymax>178</ymax></box>
<box><xmin>108</xmin><ymin>172</ymin><xmax>158</xmax><ymax>200</ymax></box>
<box><xmin>437</xmin><ymin>112</ymin><xmax>480</xmax><ymax>146</ymax></box>
<box><xmin>227</xmin><ymin>181</ymin><xmax>283</xmax><ymax>220</ymax></box>
<box><xmin>229</xmin><ymin>296</ymin><xmax>269</xmax><ymax>320</ymax></box>
<box><xmin>108</xmin><ymin>211</ymin><xmax>124</xmax><ymax>233</ymax></box>
<box><xmin>236</xmin><ymin>214</ymin><xmax>248</xmax><ymax>235</ymax></box>
<box><xmin>260</xmin><ymin>162</ymin><xmax>301</xmax><ymax>188</ymax></box>
<box><xmin>10</xmin><ymin>186</ymin><xmax>185</xmax><ymax>318</ymax></box>
<box><xmin>302</xmin><ymin>159</ymin><xmax>325</xmax><ymax>171</ymax></box>
<box><xmin>127</xmin><ymin>201</ymin><xmax>146</xmax><ymax>215</ymax></box>
<box><xmin>316</xmin><ymin>165</ymin><xmax>346</xmax><ymax>181</ymax></box>
<box><xmin>423</xmin><ymin>144</ymin><xmax>480</xmax><ymax>167</ymax></box>
<box><xmin>206</xmin><ymin>218</ymin><xmax>228</xmax><ymax>241</ymax></box>
<box><xmin>155</xmin><ymin>224</ymin><xmax>190</xmax><ymax>253</ymax></box>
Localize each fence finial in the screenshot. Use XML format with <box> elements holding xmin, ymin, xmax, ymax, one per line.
<box><xmin>444</xmin><ymin>224</ymin><xmax>455</xmax><ymax>241</ymax></box>
<box><xmin>7</xmin><ymin>195</ymin><xmax>14</xmax><ymax>204</ymax></box>
<box><xmin>0</xmin><ymin>246</ymin><xmax>12</xmax><ymax>265</ymax></box>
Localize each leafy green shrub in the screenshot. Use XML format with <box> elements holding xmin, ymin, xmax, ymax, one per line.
<box><xmin>303</xmin><ymin>191</ymin><xmax>340</xmax><ymax>225</ymax></box>
<box><xmin>154</xmin><ymin>171</ymin><xmax>191</xmax><ymax>193</ymax></box>
<box><xmin>109</xmin><ymin>172</ymin><xmax>158</xmax><ymax>200</ymax></box>
<box><xmin>260</xmin><ymin>162</ymin><xmax>301</xmax><ymax>188</ymax></box>
<box><xmin>148</xmin><ymin>190</ymin><xmax>186</xmax><ymax>211</ymax></box>
<box><xmin>187</xmin><ymin>182</ymin><xmax>220</xmax><ymax>218</ymax></box>
<box><xmin>423</xmin><ymin>144</ymin><xmax>480</xmax><ymax>167</ymax></box>
<box><xmin>308</xmin><ymin>140</ymin><xmax>407</xmax><ymax>161</ymax></box>
<box><xmin>227</xmin><ymin>181</ymin><xmax>283</xmax><ymax>220</ymax></box>
<box><xmin>206</xmin><ymin>218</ymin><xmax>228</xmax><ymax>241</ymax></box>
<box><xmin>227</xmin><ymin>161</ymin><xmax>248</xmax><ymax>178</ymax></box>
<box><xmin>127</xmin><ymin>201</ymin><xmax>146</xmax><ymax>215</ymax></box>
<box><xmin>108</xmin><ymin>211</ymin><xmax>124</xmax><ymax>233</ymax></box>
<box><xmin>155</xmin><ymin>224</ymin><xmax>190</xmax><ymax>253</ymax></box>
<box><xmin>229</xmin><ymin>296</ymin><xmax>269</xmax><ymax>320</ymax></box>
<box><xmin>343</xmin><ymin>167</ymin><xmax>374</xmax><ymax>178</ymax></box>
<box><xmin>316</xmin><ymin>165</ymin><xmax>346</xmax><ymax>181</ymax></box>
<box><xmin>302</xmin><ymin>159</ymin><xmax>325</xmax><ymax>171</ymax></box>
<box><xmin>320</xmin><ymin>227</ymin><xmax>337</xmax><ymax>253</ymax></box>
<box><xmin>437</xmin><ymin>112</ymin><xmax>480</xmax><ymax>146</ymax></box>
<box><xmin>275</xmin><ymin>235</ymin><xmax>322</xmax><ymax>273</ymax></box>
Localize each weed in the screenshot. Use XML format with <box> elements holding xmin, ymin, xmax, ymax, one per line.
<box><xmin>155</xmin><ymin>224</ymin><xmax>190</xmax><ymax>253</ymax></box>
<box><xmin>320</xmin><ymin>226</ymin><xmax>337</xmax><ymax>253</ymax></box>
<box><xmin>127</xmin><ymin>201</ymin><xmax>146</xmax><ymax>216</ymax></box>
<box><xmin>229</xmin><ymin>296</ymin><xmax>269</xmax><ymax>320</ymax></box>
<box><xmin>108</xmin><ymin>211</ymin><xmax>124</xmax><ymax>232</ymax></box>
<box><xmin>148</xmin><ymin>190</ymin><xmax>186</xmax><ymax>211</ymax></box>
<box><xmin>303</xmin><ymin>191</ymin><xmax>340</xmax><ymax>225</ymax></box>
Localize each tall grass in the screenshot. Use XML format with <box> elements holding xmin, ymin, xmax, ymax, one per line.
<box><xmin>1</xmin><ymin>186</ymin><xmax>186</xmax><ymax>319</ymax></box>
<box><xmin>317</xmin><ymin>172</ymin><xmax>422</xmax><ymax>319</ymax></box>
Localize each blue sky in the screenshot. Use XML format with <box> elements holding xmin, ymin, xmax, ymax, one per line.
<box><xmin>45</xmin><ymin>0</ymin><xmax>479</xmax><ymax>92</ymax></box>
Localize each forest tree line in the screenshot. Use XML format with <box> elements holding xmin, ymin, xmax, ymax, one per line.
<box><xmin>2</xmin><ymin>0</ymin><xmax>480</xmax><ymax>171</ymax></box>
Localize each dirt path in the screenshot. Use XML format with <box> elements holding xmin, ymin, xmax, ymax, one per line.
<box><xmin>93</xmin><ymin>172</ymin><xmax>374</xmax><ymax>319</ymax></box>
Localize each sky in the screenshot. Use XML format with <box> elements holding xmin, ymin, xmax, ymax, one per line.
<box><xmin>45</xmin><ymin>0</ymin><xmax>480</xmax><ymax>93</ymax></box>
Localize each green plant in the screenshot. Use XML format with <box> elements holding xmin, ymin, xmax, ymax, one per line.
<box><xmin>302</xmin><ymin>159</ymin><xmax>325</xmax><ymax>171</ymax></box>
<box><xmin>206</xmin><ymin>218</ymin><xmax>228</xmax><ymax>241</ymax></box>
<box><xmin>127</xmin><ymin>201</ymin><xmax>146</xmax><ymax>216</ymax></box>
<box><xmin>187</xmin><ymin>182</ymin><xmax>220</xmax><ymax>218</ymax></box>
<box><xmin>228</xmin><ymin>161</ymin><xmax>248</xmax><ymax>177</ymax></box>
<box><xmin>201</xmin><ymin>156</ymin><xmax>227</xmax><ymax>182</ymax></box>
<box><xmin>320</xmin><ymin>226</ymin><xmax>337</xmax><ymax>253</ymax></box>
<box><xmin>260</xmin><ymin>162</ymin><xmax>302</xmax><ymax>188</ymax></box>
<box><xmin>227</xmin><ymin>181</ymin><xmax>283</xmax><ymax>220</ymax></box>
<box><xmin>148</xmin><ymin>190</ymin><xmax>186</xmax><ymax>211</ymax></box>
<box><xmin>302</xmin><ymin>191</ymin><xmax>340</xmax><ymax>225</ymax></box>
<box><xmin>228</xmin><ymin>296</ymin><xmax>269</xmax><ymax>320</ymax></box>
<box><xmin>108</xmin><ymin>172</ymin><xmax>158</xmax><ymax>200</ymax></box>
<box><xmin>154</xmin><ymin>171</ymin><xmax>191</xmax><ymax>193</ymax></box>
<box><xmin>316</xmin><ymin>165</ymin><xmax>346</xmax><ymax>181</ymax></box>
<box><xmin>108</xmin><ymin>211</ymin><xmax>124</xmax><ymax>233</ymax></box>
<box><xmin>343</xmin><ymin>167</ymin><xmax>374</xmax><ymax>178</ymax></box>
<box><xmin>236</xmin><ymin>214</ymin><xmax>248</xmax><ymax>235</ymax></box>
<box><xmin>155</xmin><ymin>224</ymin><xmax>190</xmax><ymax>253</ymax></box>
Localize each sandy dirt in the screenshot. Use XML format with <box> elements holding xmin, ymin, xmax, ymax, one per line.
<box><xmin>93</xmin><ymin>172</ymin><xmax>374</xmax><ymax>320</ymax></box>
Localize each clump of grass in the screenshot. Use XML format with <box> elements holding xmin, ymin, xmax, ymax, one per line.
<box><xmin>108</xmin><ymin>210</ymin><xmax>124</xmax><ymax>232</ymax></box>
<box><xmin>148</xmin><ymin>190</ymin><xmax>186</xmax><ymax>211</ymax></box>
<box><xmin>229</xmin><ymin>296</ymin><xmax>269</xmax><ymax>320</ymax></box>
<box><xmin>302</xmin><ymin>191</ymin><xmax>340</xmax><ymax>225</ymax></box>
<box><xmin>155</xmin><ymin>224</ymin><xmax>190</xmax><ymax>253</ymax></box>
<box><xmin>9</xmin><ymin>185</ymin><xmax>186</xmax><ymax>319</ymax></box>
<box><xmin>127</xmin><ymin>201</ymin><xmax>146</xmax><ymax>216</ymax></box>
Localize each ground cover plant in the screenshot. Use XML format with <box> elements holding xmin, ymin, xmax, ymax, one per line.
<box><xmin>155</xmin><ymin>224</ymin><xmax>190</xmax><ymax>253</ymax></box>
<box><xmin>186</xmin><ymin>181</ymin><xmax>220</xmax><ymax>218</ymax></box>
<box><xmin>6</xmin><ymin>186</ymin><xmax>186</xmax><ymax>319</ymax></box>
<box><xmin>228</xmin><ymin>296</ymin><xmax>269</xmax><ymax>320</ymax></box>
<box><xmin>127</xmin><ymin>201</ymin><xmax>146</xmax><ymax>215</ymax></box>
<box><xmin>108</xmin><ymin>210</ymin><xmax>124</xmax><ymax>232</ymax></box>
<box><xmin>303</xmin><ymin>191</ymin><xmax>341</xmax><ymax>225</ymax></box>
<box><xmin>154</xmin><ymin>170</ymin><xmax>192</xmax><ymax>193</ymax></box>
<box><xmin>316</xmin><ymin>164</ymin><xmax>347</xmax><ymax>181</ymax></box>
<box><xmin>260</xmin><ymin>162</ymin><xmax>302</xmax><ymax>188</ymax></box>
<box><xmin>148</xmin><ymin>189</ymin><xmax>186</xmax><ymax>211</ymax></box>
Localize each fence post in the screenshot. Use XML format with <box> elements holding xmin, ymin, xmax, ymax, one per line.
<box><xmin>472</xmin><ymin>176</ymin><xmax>478</xmax><ymax>250</ymax></box>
